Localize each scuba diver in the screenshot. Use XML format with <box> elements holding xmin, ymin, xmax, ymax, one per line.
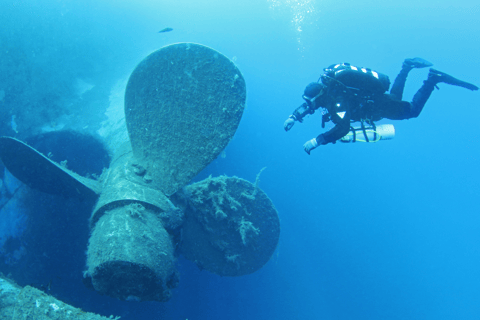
<box><xmin>283</xmin><ymin>58</ymin><xmax>479</xmax><ymax>154</ymax></box>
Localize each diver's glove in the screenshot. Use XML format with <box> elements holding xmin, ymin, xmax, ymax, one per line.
<box><xmin>284</xmin><ymin>115</ymin><xmax>296</xmax><ymax>131</ymax></box>
<box><xmin>303</xmin><ymin>138</ymin><xmax>318</xmax><ymax>155</ymax></box>
<box><xmin>303</xmin><ymin>135</ymin><xmax>326</xmax><ymax>155</ymax></box>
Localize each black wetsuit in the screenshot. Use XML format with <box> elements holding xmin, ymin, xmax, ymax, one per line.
<box><xmin>292</xmin><ymin>67</ymin><xmax>436</xmax><ymax>145</ymax></box>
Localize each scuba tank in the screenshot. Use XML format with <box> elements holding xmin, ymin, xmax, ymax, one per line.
<box><xmin>341</xmin><ymin>124</ymin><xmax>395</xmax><ymax>143</ymax></box>
<box><xmin>322</xmin><ymin>63</ymin><xmax>391</xmax><ymax>93</ymax></box>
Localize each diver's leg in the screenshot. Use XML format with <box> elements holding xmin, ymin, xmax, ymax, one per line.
<box><xmin>408</xmin><ymin>68</ymin><xmax>478</xmax><ymax>118</ymax></box>
<box><xmin>382</xmin><ymin>85</ymin><xmax>433</xmax><ymax>120</ymax></box>
<box><xmin>390</xmin><ymin>58</ymin><xmax>433</xmax><ymax>100</ymax></box>
<box><xmin>390</xmin><ymin>66</ymin><xmax>410</xmax><ymax>101</ymax></box>
<box><xmin>381</xmin><ymin>95</ymin><xmax>415</xmax><ymax>120</ymax></box>
<box><xmin>409</xmin><ymin>81</ymin><xmax>436</xmax><ymax>118</ymax></box>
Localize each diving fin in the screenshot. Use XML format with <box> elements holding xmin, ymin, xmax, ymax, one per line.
<box><xmin>404</xmin><ymin>57</ymin><xmax>433</xmax><ymax>69</ymax></box>
<box><xmin>428</xmin><ymin>68</ymin><xmax>479</xmax><ymax>91</ymax></box>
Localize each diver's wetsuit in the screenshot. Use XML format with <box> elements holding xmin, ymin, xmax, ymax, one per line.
<box><xmin>291</xmin><ymin>65</ymin><xmax>436</xmax><ymax>145</ymax></box>
<box><xmin>381</xmin><ymin>66</ymin><xmax>436</xmax><ymax>120</ymax></box>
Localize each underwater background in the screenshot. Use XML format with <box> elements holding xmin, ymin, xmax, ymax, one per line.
<box><xmin>0</xmin><ymin>0</ymin><xmax>479</xmax><ymax>319</ymax></box>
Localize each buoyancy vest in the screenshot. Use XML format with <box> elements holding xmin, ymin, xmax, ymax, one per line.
<box><xmin>322</xmin><ymin>63</ymin><xmax>391</xmax><ymax>94</ymax></box>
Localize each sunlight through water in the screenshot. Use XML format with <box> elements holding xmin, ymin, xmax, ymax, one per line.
<box><xmin>268</xmin><ymin>0</ymin><xmax>316</xmax><ymax>53</ymax></box>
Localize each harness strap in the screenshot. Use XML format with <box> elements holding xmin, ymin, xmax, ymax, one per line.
<box><xmin>360</xmin><ymin>120</ymin><xmax>369</xmax><ymax>142</ymax></box>
<box><xmin>321</xmin><ymin>112</ymin><xmax>328</xmax><ymax>129</ymax></box>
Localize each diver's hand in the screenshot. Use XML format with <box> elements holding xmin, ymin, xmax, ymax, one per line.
<box><xmin>303</xmin><ymin>138</ymin><xmax>318</xmax><ymax>155</ymax></box>
<box><xmin>284</xmin><ymin>116</ymin><xmax>295</xmax><ymax>131</ymax></box>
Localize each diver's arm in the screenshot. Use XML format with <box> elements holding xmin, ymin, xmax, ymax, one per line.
<box><xmin>316</xmin><ymin>111</ymin><xmax>351</xmax><ymax>145</ymax></box>
<box><xmin>284</xmin><ymin>102</ymin><xmax>316</xmax><ymax>131</ymax></box>
<box><xmin>291</xmin><ymin>102</ymin><xmax>315</xmax><ymax>122</ymax></box>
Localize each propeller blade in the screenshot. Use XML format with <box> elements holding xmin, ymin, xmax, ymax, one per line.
<box><xmin>0</xmin><ymin>136</ymin><xmax>100</xmax><ymax>200</ymax></box>
<box><xmin>125</xmin><ymin>43</ymin><xmax>246</xmax><ymax>196</ymax></box>
<box><xmin>177</xmin><ymin>175</ymin><xmax>280</xmax><ymax>276</ymax></box>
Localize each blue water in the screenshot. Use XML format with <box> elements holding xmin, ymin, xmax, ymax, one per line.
<box><xmin>1</xmin><ymin>0</ymin><xmax>479</xmax><ymax>319</ymax></box>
